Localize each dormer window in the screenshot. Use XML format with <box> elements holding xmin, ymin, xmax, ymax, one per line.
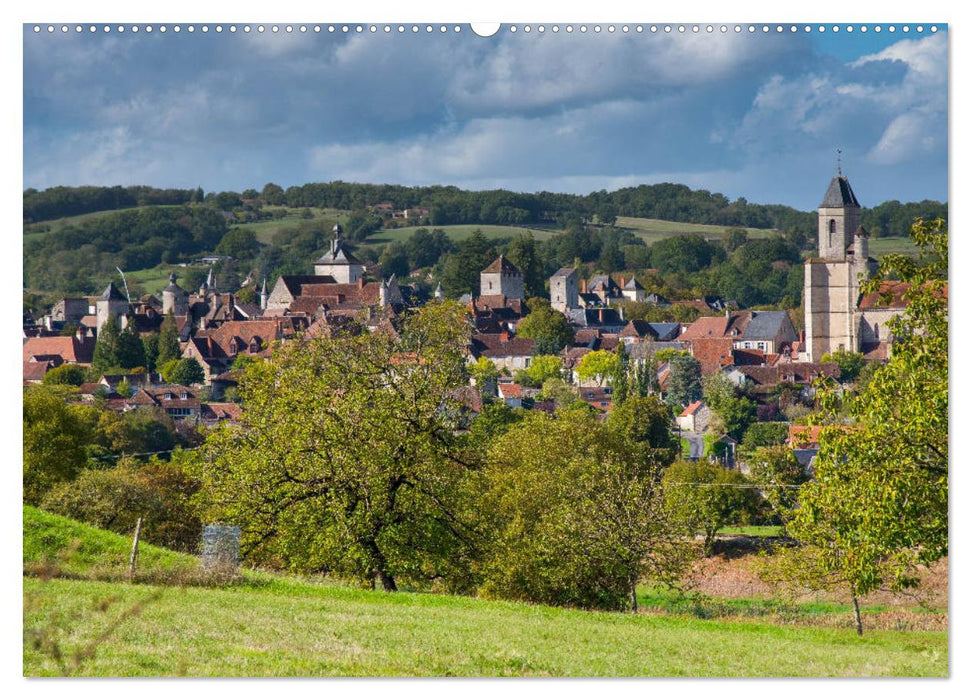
<box><xmin>165</xmin><ymin>392</ymin><xmax>173</xmax><ymax>400</ymax></box>
<box><xmin>180</xmin><ymin>392</ymin><xmax>187</xmax><ymax>400</ymax></box>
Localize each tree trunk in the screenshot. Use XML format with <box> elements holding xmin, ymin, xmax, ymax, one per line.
<box><xmin>378</xmin><ymin>570</ymin><xmax>398</xmax><ymax>592</ymax></box>
<box><xmin>128</xmin><ymin>516</ymin><xmax>143</xmax><ymax>580</ymax></box>
<box><xmin>363</xmin><ymin>539</ymin><xmax>397</xmax><ymax>592</ymax></box>
<box><xmin>630</xmin><ymin>579</ymin><xmax>638</xmax><ymax>613</ymax></box>
<box><xmin>852</xmin><ymin>594</ymin><xmax>863</xmax><ymax>636</ymax></box>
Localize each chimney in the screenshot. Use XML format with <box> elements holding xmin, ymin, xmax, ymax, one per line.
<box><xmin>598</xmin><ymin>308</ymin><xmax>604</xmax><ymax>324</ymax></box>
<box><xmin>582</xmin><ymin>279</ymin><xmax>587</xmax><ymax>294</ymax></box>
<box><xmin>620</xmin><ymin>276</ymin><xmax>626</xmax><ymax>288</ymax></box>
<box><xmin>358</xmin><ymin>276</ymin><xmax>365</xmax><ymax>289</ymax></box>
<box><xmin>500</xmin><ymin>330</ymin><xmax>509</xmax><ymax>342</ymax></box>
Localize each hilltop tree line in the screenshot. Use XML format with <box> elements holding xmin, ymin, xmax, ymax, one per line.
<box><xmin>24</xmin><ymin>206</ymin><xmax>228</xmax><ymax>294</ymax></box>
<box><xmin>25</xmin><ymin>181</ymin><xmax>947</xmax><ymax>239</ymax></box>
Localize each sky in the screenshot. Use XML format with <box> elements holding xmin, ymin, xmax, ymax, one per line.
<box><xmin>23</xmin><ymin>22</ymin><xmax>948</xmax><ymax>211</ymax></box>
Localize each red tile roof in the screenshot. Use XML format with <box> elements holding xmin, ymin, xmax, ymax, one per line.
<box><xmin>498</xmin><ymin>383</ymin><xmax>523</xmax><ymax>399</ymax></box>
<box><xmin>22</xmin><ymin>336</ymin><xmax>95</xmax><ymax>364</ymax></box>
<box><xmin>857</xmin><ymin>281</ymin><xmax>911</xmax><ymax>310</ymax></box>
<box><xmin>679</xmin><ymin>400</ymin><xmax>705</xmax><ymax>417</ymax></box>
<box><xmin>470</xmin><ymin>333</ymin><xmax>535</xmax><ymax>358</ymax></box>
<box><xmin>481</xmin><ymin>255</ymin><xmax>520</xmax><ymax>274</ymax></box>
<box><xmin>22</xmin><ymin>361</ymin><xmax>51</xmax><ymax>382</ymax></box>
<box><xmin>690</xmin><ymin>338</ymin><xmax>735</xmax><ymax>375</ymax></box>
<box><xmin>680</xmin><ymin>313</ymin><xmax>749</xmax><ymax>341</ymax></box>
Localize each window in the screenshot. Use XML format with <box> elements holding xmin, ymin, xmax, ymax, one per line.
<box><xmin>180</xmin><ymin>392</ymin><xmax>187</xmax><ymax>400</ymax></box>
<box><xmin>829</xmin><ymin>219</ymin><xmax>836</xmax><ymax>234</ymax></box>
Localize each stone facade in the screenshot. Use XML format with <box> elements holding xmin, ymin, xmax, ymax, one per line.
<box><xmin>803</xmin><ymin>174</ymin><xmax>881</xmax><ymax>362</ymax></box>
<box><xmin>480</xmin><ymin>255</ymin><xmax>524</xmax><ymax>300</ymax></box>
<box><xmin>549</xmin><ymin>267</ymin><xmax>578</xmax><ymax>312</ymax></box>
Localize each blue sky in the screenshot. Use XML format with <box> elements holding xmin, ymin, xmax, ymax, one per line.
<box><xmin>22</xmin><ymin>23</ymin><xmax>948</xmax><ymax>211</ymax></box>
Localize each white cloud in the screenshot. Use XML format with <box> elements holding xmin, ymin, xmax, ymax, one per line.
<box><xmin>868</xmin><ymin>112</ymin><xmax>940</xmax><ymax>165</ymax></box>
<box><xmin>732</xmin><ymin>33</ymin><xmax>946</xmax><ymax>170</ymax></box>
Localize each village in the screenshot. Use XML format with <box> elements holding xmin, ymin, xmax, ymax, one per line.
<box><xmin>23</xmin><ymin>172</ymin><xmax>910</xmax><ymax>475</ymax></box>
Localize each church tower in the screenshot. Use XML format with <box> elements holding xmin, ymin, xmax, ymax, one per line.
<box><xmin>804</xmin><ymin>167</ymin><xmax>872</xmax><ymax>362</ymax></box>
<box><xmin>817</xmin><ymin>174</ymin><xmax>862</xmax><ymax>260</ymax></box>
<box><xmin>314</xmin><ymin>227</ymin><xmax>365</xmax><ymax>284</ymax></box>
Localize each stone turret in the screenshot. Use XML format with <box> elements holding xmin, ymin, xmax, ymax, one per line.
<box><xmin>162</xmin><ymin>273</ymin><xmax>189</xmax><ymax>316</ymax></box>
<box><xmin>95</xmin><ymin>282</ymin><xmax>130</xmax><ymax>333</ymax></box>
<box><xmin>259</xmin><ymin>278</ymin><xmax>269</xmax><ymax>310</ymax></box>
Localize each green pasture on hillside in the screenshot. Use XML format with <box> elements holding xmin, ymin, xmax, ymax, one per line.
<box><xmin>615</xmin><ymin>217</ymin><xmax>779</xmax><ymax>244</ymax></box>
<box><xmin>23</xmin><ymin>507</ymin><xmax>948</xmax><ymax>677</ymax></box>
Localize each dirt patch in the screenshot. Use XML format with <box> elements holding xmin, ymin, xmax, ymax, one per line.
<box><xmin>681</xmin><ymin>539</ymin><xmax>948</xmax><ymax>610</ymax></box>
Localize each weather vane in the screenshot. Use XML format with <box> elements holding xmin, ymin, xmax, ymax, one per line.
<box><xmin>837</xmin><ymin>148</ymin><xmax>843</xmax><ymax>176</ymax></box>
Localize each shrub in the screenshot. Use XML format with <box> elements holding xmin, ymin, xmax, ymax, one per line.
<box><xmin>40</xmin><ymin>454</ymin><xmax>202</xmax><ymax>553</ymax></box>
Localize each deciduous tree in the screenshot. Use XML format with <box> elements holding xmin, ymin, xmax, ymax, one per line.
<box><xmin>777</xmin><ymin>218</ymin><xmax>948</xmax><ymax>634</ymax></box>
<box><xmin>194</xmin><ymin>302</ymin><xmax>479</xmax><ymax>592</ymax></box>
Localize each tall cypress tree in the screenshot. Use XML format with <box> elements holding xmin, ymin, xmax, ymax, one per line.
<box><xmin>116</xmin><ymin>318</ymin><xmax>146</xmax><ymax>369</ymax></box>
<box><xmin>92</xmin><ymin>316</ymin><xmax>121</xmax><ymax>372</ymax></box>
<box><xmin>613</xmin><ymin>342</ymin><xmax>630</xmax><ymax>406</ymax></box>
<box><xmin>157</xmin><ymin>311</ymin><xmax>181</xmax><ymax>367</ymax></box>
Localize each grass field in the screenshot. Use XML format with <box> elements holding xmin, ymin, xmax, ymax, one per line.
<box><xmin>23</xmin><ymin>576</ymin><xmax>947</xmax><ymax>677</ymax></box>
<box><xmin>718</xmin><ymin>526</ymin><xmax>784</xmax><ymax>537</ymax></box>
<box><xmin>367</xmin><ymin>223</ymin><xmax>560</xmax><ymax>245</ymax></box>
<box><xmin>22</xmin><ymin>507</ymin><xmax>948</xmax><ymax>677</ymax></box>
<box><xmin>236</xmin><ymin>207</ymin><xmax>349</xmax><ymax>245</ymax></box>
<box><xmin>616</xmin><ymin>217</ymin><xmax>779</xmax><ymax>244</ymax></box>
<box><xmin>867</xmin><ymin>236</ymin><xmax>921</xmax><ymax>258</ymax></box>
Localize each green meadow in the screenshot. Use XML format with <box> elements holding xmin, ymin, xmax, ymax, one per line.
<box><xmin>23</xmin><ymin>508</ymin><xmax>947</xmax><ymax>678</ymax></box>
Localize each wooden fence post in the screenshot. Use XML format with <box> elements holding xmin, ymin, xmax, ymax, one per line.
<box><xmin>129</xmin><ymin>517</ymin><xmax>143</xmax><ymax>580</ymax></box>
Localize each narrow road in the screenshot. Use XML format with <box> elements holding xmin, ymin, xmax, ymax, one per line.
<box><xmin>682</xmin><ymin>431</ymin><xmax>705</xmax><ymax>460</ymax></box>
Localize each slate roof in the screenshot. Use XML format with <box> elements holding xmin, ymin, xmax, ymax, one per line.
<box><xmin>551</xmin><ymin>267</ymin><xmax>576</xmax><ymax>278</ymax></box>
<box><xmin>98</xmin><ymin>282</ymin><xmax>128</xmax><ymax>302</ymax></box>
<box><xmin>649</xmin><ymin>322</ymin><xmax>681</xmax><ymax>341</ymax></box>
<box><xmin>624</xmin><ymin>277</ymin><xmax>645</xmax><ymax>291</ymax></box>
<box><xmin>567</xmin><ymin>307</ymin><xmax>625</xmax><ymax>328</ymax></box>
<box><xmin>163</xmin><ymin>274</ymin><xmax>185</xmax><ymax>294</ymax></box>
<box><xmin>740</xmin><ymin>310</ymin><xmax>794</xmax><ymax>341</ymax></box>
<box><xmin>315</xmin><ymin>239</ymin><xmax>362</xmax><ymax>266</ymax></box>
<box><xmin>587</xmin><ymin>274</ymin><xmax>621</xmax><ymax>294</ymax></box>
<box><xmin>275</xmin><ymin>275</ymin><xmax>339</xmax><ymax>298</ymax></box>
<box><xmin>820</xmin><ymin>175</ymin><xmax>861</xmax><ymax>208</ymax></box>
<box><xmin>481</xmin><ymin>255</ymin><xmax>521</xmax><ymax>275</ymax></box>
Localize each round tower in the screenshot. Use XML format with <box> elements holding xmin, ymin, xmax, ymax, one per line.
<box><xmin>162</xmin><ymin>273</ymin><xmax>189</xmax><ymax>316</ymax></box>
